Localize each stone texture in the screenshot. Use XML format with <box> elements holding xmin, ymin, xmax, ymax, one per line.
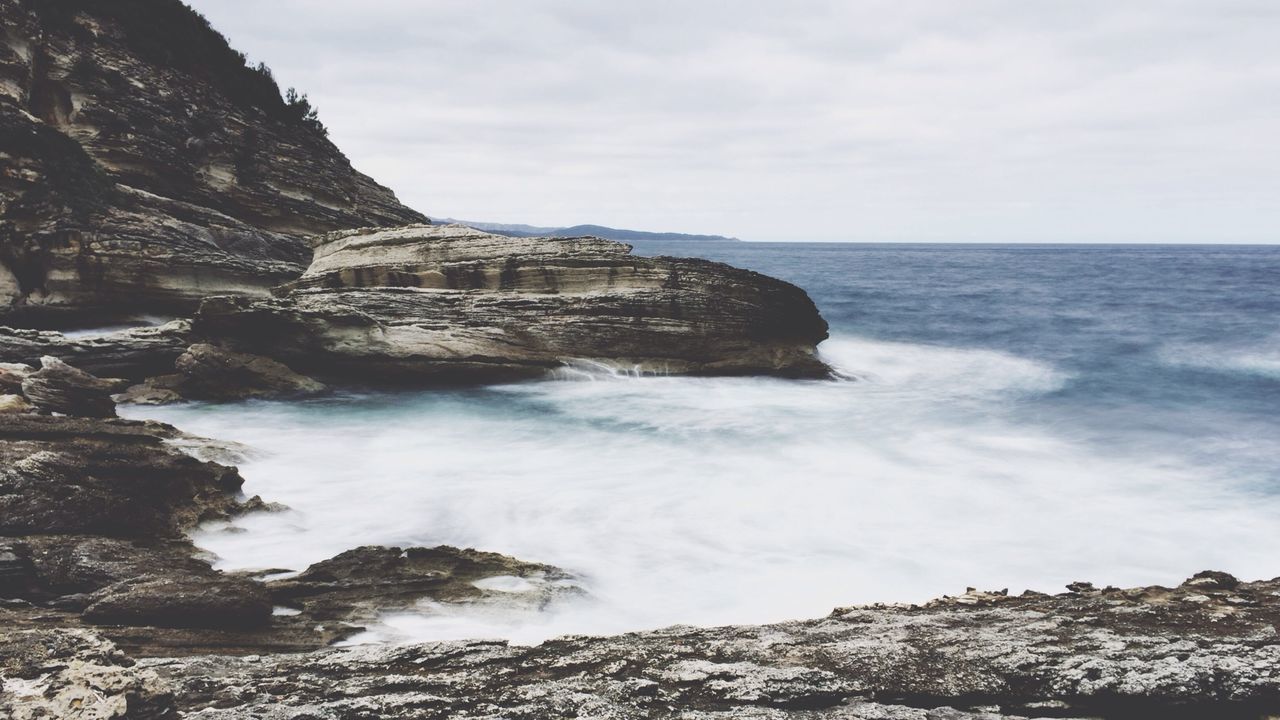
<box><xmin>141</xmin><ymin>572</ymin><xmax>1280</xmax><ymax>718</ymax></box>
<box><xmin>171</xmin><ymin>342</ymin><xmax>325</xmax><ymax>401</ymax></box>
<box><xmin>83</xmin><ymin>573</ymin><xmax>272</xmax><ymax>630</ymax></box>
<box><xmin>196</xmin><ymin>224</ymin><xmax>831</xmax><ymax>383</ymax></box>
<box><xmin>0</xmin><ymin>1</ymin><xmax>425</xmax><ymax>324</ymax></box>
<box><xmin>0</xmin><ymin>392</ymin><xmax>32</xmax><ymax>413</ymax></box>
<box><xmin>269</xmin><ymin>545</ymin><xmax>580</xmax><ymax>626</ymax></box>
<box><xmin>0</xmin><ymin>360</ymin><xmax>33</xmax><ymax>392</ymax></box>
<box><xmin>0</xmin><ymin>630</ymin><xmax>175</xmax><ymax>720</ymax></box>
<box><xmin>0</xmin><ymin>320</ymin><xmax>193</xmax><ymax>379</ymax></box>
<box><xmin>0</xmin><ymin>414</ymin><xmax>246</xmax><ymax>537</ymax></box>
<box><xmin>20</xmin><ymin>355</ymin><xmax>122</xmax><ymax>416</ymax></box>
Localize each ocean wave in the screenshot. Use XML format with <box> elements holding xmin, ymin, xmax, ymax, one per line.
<box><xmin>1158</xmin><ymin>339</ymin><xmax>1280</xmax><ymax>380</ymax></box>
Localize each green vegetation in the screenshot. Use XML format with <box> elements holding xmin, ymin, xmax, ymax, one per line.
<box><xmin>30</xmin><ymin>0</ymin><xmax>327</xmax><ymax>135</ymax></box>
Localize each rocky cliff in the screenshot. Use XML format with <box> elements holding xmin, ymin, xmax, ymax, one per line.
<box><xmin>0</xmin><ymin>0</ymin><xmax>426</xmax><ymax>326</ymax></box>
<box><xmin>193</xmin><ymin>224</ymin><xmax>832</xmax><ymax>382</ymax></box>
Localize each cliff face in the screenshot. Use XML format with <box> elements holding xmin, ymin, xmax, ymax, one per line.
<box><xmin>0</xmin><ymin>0</ymin><xmax>426</xmax><ymax>325</ymax></box>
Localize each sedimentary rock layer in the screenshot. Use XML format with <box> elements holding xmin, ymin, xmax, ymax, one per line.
<box><xmin>0</xmin><ymin>1</ymin><xmax>425</xmax><ymax>324</ymax></box>
<box><xmin>196</xmin><ymin>224</ymin><xmax>832</xmax><ymax>382</ymax></box>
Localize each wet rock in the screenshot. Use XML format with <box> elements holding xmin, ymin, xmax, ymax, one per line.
<box><xmin>196</xmin><ymin>224</ymin><xmax>831</xmax><ymax>383</ymax></box>
<box><xmin>0</xmin><ymin>414</ymin><xmax>247</xmax><ymax>538</ymax></box>
<box><xmin>83</xmin><ymin>574</ymin><xmax>272</xmax><ymax>630</ymax></box>
<box><xmin>171</xmin><ymin>343</ymin><xmax>326</xmax><ymax>401</ymax></box>
<box><xmin>269</xmin><ymin>545</ymin><xmax>578</xmax><ymax>624</ymax></box>
<box><xmin>20</xmin><ymin>356</ymin><xmax>123</xmax><ymax>417</ymax></box>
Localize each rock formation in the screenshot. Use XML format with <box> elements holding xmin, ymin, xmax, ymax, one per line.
<box><xmin>0</xmin><ymin>321</ymin><xmax>193</xmax><ymax>379</ymax></box>
<box><xmin>0</xmin><ymin>0</ymin><xmax>425</xmax><ymax>325</ymax></box>
<box><xmin>20</xmin><ymin>355</ymin><xmax>123</xmax><ymax>417</ymax></box>
<box><xmin>194</xmin><ymin>224</ymin><xmax>832</xmax><ymax>382</ymax></box>
<box><xmin>3</xmin><ymin>572</ymin><xmax>1278</xmax><ymax>718</ymax></box>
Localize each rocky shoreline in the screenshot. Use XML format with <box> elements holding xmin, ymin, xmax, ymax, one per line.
<box><xmin>3</xmin><ymin>2</ymin><xmax>1277</xmax><ymax>718</ymax></box>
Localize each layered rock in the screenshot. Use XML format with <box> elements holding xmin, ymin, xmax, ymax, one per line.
<box><xmin>19</xmin><ymin>355</ymin><xmax>122</xmax><ymax>416</ymax></box>
<box><xmin>0</xmin><ymin>0</ymin><xmax>425</xmax><ymax>325</ymax></box>
<box><xmin>195</xmin><ymin>224</ymin><xmax>831</xmax><ymax>382</ymax></box>
<box><xmin>0</xmin><ymin>320</ymin><xmax>193</xmax><ymax>379</ymax></box>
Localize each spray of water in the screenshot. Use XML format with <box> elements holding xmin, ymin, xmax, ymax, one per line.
<box><xmin>125</xmin><ymin>335</ymin><xmax>1280</xmax><ymax>644</ymax></box>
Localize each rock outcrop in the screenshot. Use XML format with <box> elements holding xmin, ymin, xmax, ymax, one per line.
<box><xmin>4</xmin><ymin>573</ymin><xmax>1273</xmax><ymax>719</ymax></box>
<box><xmin>0</xmin><ymin>321</ymin><xmax>193</xmax><ymax>379</ymax></box>
<box><xmin>195</xmin><ymin>224</ymin><xmax>832</xmax><ymax>382</ymax></box>
<box><xmin>0</xmin><ymin>412</ymin><xmax>574</xmax><ymax>656</ymax></box>
<box><xmin>0</xmin><ymin>0</ymin><xmax>425</xmax><ymax>325</ymax></box>
<box><xmin>20</xmin><ymin>355</ymin><xmax>122</xmax><ymax>417</ymax></box>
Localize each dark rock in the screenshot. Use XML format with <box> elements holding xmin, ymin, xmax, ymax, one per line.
<box><xmin>269</xmin><ymin>545</ymin><xmax>578</xmax><ymax>624</ymax></box>
<box><xmin>20</xmin><ymin>355</ymin><xmax>123</xmax><ymax>417</ymax></box>
<box><xmin>1183</xmin><ymin>570</ymin><xmax>1240</xmax><ymax>590</ymax></box>
<box><xmin>171</xmin><ymin>343</ymin><xmax>326</xmax><ymax>401</ymax></box>
<box><xmin>196</xmin><ymin>225</ymin><xmax>832</xmax><ymax>383</ymax></box>
<box><xmin>0</xmin><ymin>321</ymin><xmax>193</xmax><ymax>379</ymax></box>
<box><xmin>0</xmin><ymin>2</ymin><xmax>425</xmax><ymax>325</ymax></box>
<box><xmin>83</xmin><ymin>574</ymin><xmax>271</xmax><ymax>630</ymax></box>
<box><xmin>0</xmin><ymin>414</ymin><xmax>247</xmax><ymax>538</ymax></box>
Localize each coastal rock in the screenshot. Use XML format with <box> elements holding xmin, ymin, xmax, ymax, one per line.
<box><xmin>196</xmin><ymin>224</ymin><xmax>831</xmax><ymax>382</ymax></box>
<box><xmin>144</xmin><ymin>572</ymin><xmax>1280</xmax><ymax>718</ymax></box>
<box><xmin>172</xmin><ymin>343</ymin><xmax>325</xmax><ymax>401</ymax></box>
<box><xmin>83</xmin><ymin>574</ymin><xmax>272</xmax><ymax>630</ymax></box>
<box><xmin>20</xmin><ymin>355</ymin><xmax>123</xmax><ymax>417</ymax></box>
<box><xmin>0</xmin><ymin>320</ymin><xmax>193</xmax><ymax>379</ymax></box>
<box><xmin>269</xmin><ymin>545</ymin><xmax>579</xmax><ymax>625</ymax></box>
<box><xmin>0</xmin><ymin>414</ymin><xmax>246</xmax><ymax>537</ymax></box>
<box><xmin>0</xmin><ymin>1</ymin><xmax>425</xmax><ymax>324</ymax></box>
<box><xmin>0</xmin><ymin>630</ymin><xmax>175</xmax><ymax>720</ymax></box>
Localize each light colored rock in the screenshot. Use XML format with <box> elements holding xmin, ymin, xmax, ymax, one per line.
<box><xmin>0</xmin><ymin>362</ymin><xmax>33</xmax><ymax>393</ymax></box>
<box><xmin>196</xmin><ymin>224</ymin><xmax>831</xmax><ymax>383</ymax></box>
<box><xmin>0</xmin><ymin>394</ymin><xmax>33</xmax><ymax>414</ymax></box>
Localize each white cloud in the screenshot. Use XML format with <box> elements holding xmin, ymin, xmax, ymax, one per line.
<box><xmin>186</xmin><ymin>0</ymin><xmax>1280</xmax><ymax>241</ymax></box>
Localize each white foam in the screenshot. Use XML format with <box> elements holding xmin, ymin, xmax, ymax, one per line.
<box><xmin>1159</xmin><ymin>336</ymin><xmax>1280</xmax><ymax>380</ymax></box>
<box><xmin>124</xmin><ymin>335</ymin><xmax>1280</xmax><ymax>644</ymax></box>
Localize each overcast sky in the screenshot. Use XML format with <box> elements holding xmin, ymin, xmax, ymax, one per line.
<box><xmin>186</xmin><ymin>0</ymin><xmax>1278</xmax><ymax>242</ymax></box>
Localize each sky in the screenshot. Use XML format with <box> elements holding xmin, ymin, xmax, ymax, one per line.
<box><xmin>185</xmin><ymin>0</ymin><xmax>1280</xmax><ymax>243</ymax></box>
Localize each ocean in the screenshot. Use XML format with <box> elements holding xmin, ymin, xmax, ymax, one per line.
<box><xmin>125</xmin><ymin>242</ymin><xmax>1280</xmax><ymax>643</ymax></box>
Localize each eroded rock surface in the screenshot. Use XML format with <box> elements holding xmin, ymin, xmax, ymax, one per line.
<box><xmin>0</xmin><ymin>1</ymin><xmax>425</xmax><ymax>324</ymax></box>
<box><xmin>195</xmin><ymin>224</ymin><xmax>831</xmax><ymax>382</ymax></box>
<box><xmin>131</xmin><ymin>572</ymin><xmax>1280</xmax><ymax>719</ymax></box>
<box><xmin>19</xmin><ymin>355</ymin><xmax>123</xmax><ymax>417</ymax></box>
<box><xmin>0</xmin><ymin>320</ymin><xmax>193</xmax><ymax>379</ymax></box>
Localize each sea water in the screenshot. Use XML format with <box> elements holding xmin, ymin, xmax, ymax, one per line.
<box><xmin>124</xmin><ymin>243</ymin><xmax>1280</xmax><ymax>644</ymax></box>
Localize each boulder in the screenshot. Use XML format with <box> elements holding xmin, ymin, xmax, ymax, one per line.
<box><xmin>20</xmin><ymin>356</ymin><xmax>122</xmax><ymax>417</ymax></box>
<box><xmin>173</xmin><ymin>343</ymin><xmax>326</xmax><ymax>401</ymax></box>
<box><xmin>195</xmin><ymin>224</ymin><xmax>831</xmax><ymax>383</ymax></box>
<box><xmin>83</xmin><ymin>574</ymin><xmax>272</xmax><ymax>630</ymax></box>
<box><xmin>269</xmin><ymin>545</ymin><xmax>578</xmax><ymax>624</ymax></box>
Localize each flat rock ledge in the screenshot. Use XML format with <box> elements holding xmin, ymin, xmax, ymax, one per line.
<box><xmin>3</xmin><ymin>572</ymin><xmax>1277</xmax><ymax>719</ymax></box>
<box><xmin>193</xmin><ymin>224</ymin><xmax>832</xmax><ymax>384</ymax></box>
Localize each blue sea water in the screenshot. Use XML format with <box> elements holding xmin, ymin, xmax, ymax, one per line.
<box><xmin>127</xmin><ymin>243</ymin><xmax>1280</xmax><ymax>644</ymax></box>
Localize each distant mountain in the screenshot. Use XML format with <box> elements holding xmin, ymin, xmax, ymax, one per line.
<box><xmin>439</xmin><ymin>219</ymin><xmax>740</xmax><ymax>243</ymax></box>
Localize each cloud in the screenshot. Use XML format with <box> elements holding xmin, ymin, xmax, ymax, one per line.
<box><xmin>186</xmin><ymin>0</ymin><xmax>1280</xmax><ymax>241</ymax></box>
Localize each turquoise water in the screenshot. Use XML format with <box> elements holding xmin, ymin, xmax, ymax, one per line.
<box><xmin>128</xmin><ymin>243</ymin><xmax>1280</xmax><ymax>643</ymax></box>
